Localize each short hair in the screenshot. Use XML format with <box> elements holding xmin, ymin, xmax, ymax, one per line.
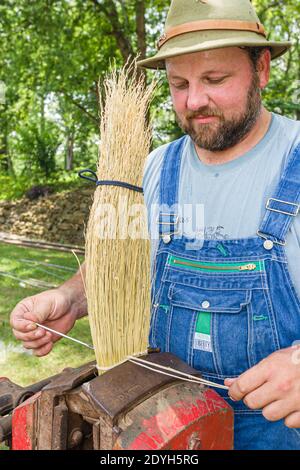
<box><xmin>240</xmin><ymin>46</ymin><xmax>271</xmax><ymax>70</ymax></box>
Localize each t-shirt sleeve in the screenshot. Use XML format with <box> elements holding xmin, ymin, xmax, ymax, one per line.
<box><xmin>277</xmin><ymin>115</ymin><xmax>300</xmax><ymax>169</ymax></box>
<box><xmin>143</xmin><ymin>145</ymin><xmax>166</xmax><ymax>207</ymax></box>
<box><xmin>142</xmin><ymin>143</ymin><xmax>169</xmax><ymax>275</ymax></box>
<box><xmin>142</xmin><ymin>143</ymin><xmax>169</xmax><ymax>234</ymax></box>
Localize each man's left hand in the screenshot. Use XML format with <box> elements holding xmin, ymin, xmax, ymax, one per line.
<box><xmin>224</xmin><ymin>346</ymin><xmax>300</xmax><ymax>428</ymax></box>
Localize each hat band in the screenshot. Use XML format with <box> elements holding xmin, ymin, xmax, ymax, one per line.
<box><xmin>158</xmin><ymin>19</ymin><xmax>266</xmax><ymax>49</ymax></box>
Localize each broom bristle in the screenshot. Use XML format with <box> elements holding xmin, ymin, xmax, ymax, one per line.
<box><xmin>85</xmin><ymin>62</ymin><xmax>156</xmax><ymax>372</ymax></box>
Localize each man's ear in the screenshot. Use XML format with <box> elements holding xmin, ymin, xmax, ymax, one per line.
<box><xmin>258</xmin><ymin>49</ymin><xmax>271</xmax><ymax>89</ymax></box>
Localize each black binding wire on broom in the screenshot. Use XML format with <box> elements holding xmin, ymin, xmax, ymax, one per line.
<box><xmin>78</xmin><ymin>169</ymin><xmax>144</xmax><ymax>194</ymax></box>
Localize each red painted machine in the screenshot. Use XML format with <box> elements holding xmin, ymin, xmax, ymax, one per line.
<box><xmin>0</xmin><ymin>353</ymin><xmax>233</xmax><ymax>450</ymax></box>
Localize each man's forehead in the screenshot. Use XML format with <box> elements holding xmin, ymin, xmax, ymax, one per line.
<box><xmin>166</xmin><ymin>47</ymin><xmax>247</xmax><ymax>74</ymax></box>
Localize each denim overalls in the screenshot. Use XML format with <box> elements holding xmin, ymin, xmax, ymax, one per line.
<box><xmin>149</xmin><ymin>136</ymin><xmax>300</xmax><ymax>450</ymax></box>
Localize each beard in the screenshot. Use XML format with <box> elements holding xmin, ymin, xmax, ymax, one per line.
<box><xmin>176</xmin><ymin>72</ymin><xmax>262</xmax><ymax>151</ymax></box>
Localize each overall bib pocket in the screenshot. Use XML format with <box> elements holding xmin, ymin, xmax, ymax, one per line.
<box><xmin>168</xmin><ymin>284</ymin><xmax>252</xmax><ymax>376</ymax></box>
<box><xmin>151</xmin><ymin>254</ymin><xmax>281</xmax><ymax>377</ymax></box>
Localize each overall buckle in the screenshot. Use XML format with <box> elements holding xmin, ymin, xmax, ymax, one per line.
<box><xmin>266</xmin><ymin>198</ymin><xmax>300</xmax><ymax>217</ymax></box>
<box><xmin>257</xmin><ymin>230</ymin><xmax>286</xmax><ymax>246</ymax></box>
<box><xmin>157</xmin><ymin>213</ymin><xmax>179</xmax><ymax>226</ymax></box>
<box><xmin>157</xmin><ymin>213</ymin><xmax>179</xmax><ymax>243</ymax></box>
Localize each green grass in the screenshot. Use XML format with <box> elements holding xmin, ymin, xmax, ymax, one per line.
<box><xmin>0</xmin><ymin>242</ymin><xmax>95</xmax><ymax>386</ymax></box>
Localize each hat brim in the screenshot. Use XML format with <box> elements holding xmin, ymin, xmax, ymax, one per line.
<box><xmin>137</xmin><ymin>30</ymin><xmax>291</xmax><ymax>69</ymax></box>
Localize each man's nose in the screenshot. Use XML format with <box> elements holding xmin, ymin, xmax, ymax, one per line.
<box><xmin>186</xmin><ymin>84</ymin><xmax>210</xmax><ymax>111</ymax></box>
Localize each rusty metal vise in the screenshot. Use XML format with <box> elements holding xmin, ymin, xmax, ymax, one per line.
<box><xmin>0</xmin><ymin>353</ymin><xmax>233</xmax><ymax>450</ymax></box>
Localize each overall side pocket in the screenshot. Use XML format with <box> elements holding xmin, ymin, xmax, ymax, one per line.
<box><xmin>168</xmin><ymin>283</ymin><xmax>252</xmax><ymax>376</ymax></box>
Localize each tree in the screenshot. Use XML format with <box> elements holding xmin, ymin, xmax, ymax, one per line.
<box><xmin>254</xmin><ymin>0</ymin><xmax>300</xmax><ymax>118</ymax></box>
<box><xmin>0</xmin><ymin>0</ymin><xmax>298</xmax><ymax>186</ymax></box>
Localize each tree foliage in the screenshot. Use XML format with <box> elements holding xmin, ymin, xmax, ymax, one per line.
<box><xmin>253</xmin><ymin>0</ymin><xmax>300</xmax><ymax>119</ymax></box>
<box><xmin>0</xmin><ymin>0</ymin><xmax>298</xmax><ymax>191</ymax></box>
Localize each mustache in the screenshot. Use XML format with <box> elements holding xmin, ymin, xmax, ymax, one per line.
<box><xmin>186</xmin><ymin>108</ymin><xmax>223</xmax><ymax>120</ymax></box>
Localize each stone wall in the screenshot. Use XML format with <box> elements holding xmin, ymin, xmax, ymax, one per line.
<box><xmin>0</xmin><ymin>188</ymin><xmax>94</xmax><ymax>246</ymax></box>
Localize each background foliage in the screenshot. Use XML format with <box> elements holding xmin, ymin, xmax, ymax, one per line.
<box><xmin>0</xmin><ymin>0</ymin><xmax>299</xmax><ymax>199</ymax></box>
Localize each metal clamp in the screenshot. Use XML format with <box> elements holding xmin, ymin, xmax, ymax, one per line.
<box><xmin>157</xmin><ymin>214</ymin><xmax>180</xmax><ymax>243</ymax></box>
<box><xmin>257</xmin><ymin>230</ymin><xmax>286</xmax><ymax>246</ymax></box>
<box><xmin>266</xmin><ymin>198</ymin><xmax>300</xmax><ymax>217</ymax></box>
<box><xmin>157</xmin><ymin>213</ymin><xmax>179</xmax><ymax>226</ymax></box>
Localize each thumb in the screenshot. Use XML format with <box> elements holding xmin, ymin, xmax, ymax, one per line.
<box><xmin>23</xmin><ymin>311</ymin><xmax>42</xmax><ymax>326</ymax></box>
<box><xmin>23</xmin><ymin>293</ymin><xmax>55</xmax><ymax>324</ymax></box>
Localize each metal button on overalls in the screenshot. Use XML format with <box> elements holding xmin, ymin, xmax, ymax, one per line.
<box><xmin>264</xmin><ymin>240</ymin><xmax>274</xmax><ymax>250</ymax></box>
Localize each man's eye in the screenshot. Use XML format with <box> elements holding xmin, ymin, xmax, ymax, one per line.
<box><xmin>172</xmin><ymin>83</ymin><xmax>188</xmax><ymax>90</ymax></box>
<box><xmin>206</xmin><ymin>77</ymin><xmax>226</xmax><ymax>84</ymax></box>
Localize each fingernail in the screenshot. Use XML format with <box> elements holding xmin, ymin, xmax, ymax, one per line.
<box><xmin>229</xmin><ymin>395</ymin><xmax>237</xmax><ymax>402</ymax></box>
<box><xmin>34</xmin><ymin>330</ymin><xmax>43</xmax><ymax>338</ymax></box>
<box><xmin>26</xmin><ymin>323</ymin><xmax>37</xmax><ymax>331</ymax></box>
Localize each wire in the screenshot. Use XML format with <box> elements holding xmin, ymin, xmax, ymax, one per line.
<box><xmin>127</xmin><ymin>356</ymin><xmax>229</xmax><ymax>390</ymax></box>
<box><xmin>0</xmin><ymin>271</ymin><xmax>57</xmax><ymax>289</ymax></box>
<box><xmin>19</xmin><ymin>259</ymin><xmax>77</xmax><ymax>272</ymax></box>
<box><xmin>35</xmin><ymin>323</ymin><xmax>94</xmax><ymax>350</ymax></box>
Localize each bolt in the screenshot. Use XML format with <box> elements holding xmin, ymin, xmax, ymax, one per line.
<box><xmin>69</xmin><ymin>429</ymin><xmax>84</xmax><ymax>448</ymax></box>
<box><xmin>188</xmin><ymin>433</ymin><xmax>202</xmax><ymax>450</ymax></box>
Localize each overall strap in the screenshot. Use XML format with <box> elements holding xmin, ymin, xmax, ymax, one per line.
<box><xmin>158</xmin><ymin>135</ymin><xmax>187</xmax><ymax>240</ymax></box>
<box><xmin>258</xmin><ymin>142</ymin><xmax>300</xmax><ymax>245</ymax></box>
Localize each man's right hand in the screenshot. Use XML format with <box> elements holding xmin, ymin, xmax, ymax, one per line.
<box><xmin>10</xmin><ymin>288</ymin><xmax>80</xmax><ymax>356</ymax></box>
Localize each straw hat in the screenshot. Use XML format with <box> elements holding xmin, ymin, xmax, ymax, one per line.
<box><xmin>137</xmin><ymin>0</ymin><xmax>291</xmax><ymax>69</ymax></box>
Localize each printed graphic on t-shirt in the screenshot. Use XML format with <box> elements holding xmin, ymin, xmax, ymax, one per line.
<box><xmin>204</xmin><ymin>226</ymin><xmax>229</xmax><ymax>240</ymax></box>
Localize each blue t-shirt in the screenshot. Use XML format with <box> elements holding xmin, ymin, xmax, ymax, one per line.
<box><xmin>143</xmin><ymin>113</ymin><xmax>300</xmax><ymax>297</ymax></box>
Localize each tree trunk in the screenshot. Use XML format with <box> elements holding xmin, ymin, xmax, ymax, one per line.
<box><xmin>90</xmin><ymin>0</ymin><xmax>135</xmax><ymax>62</ymax></box>
<box><xmin>135</xmin><ymin>0</ymin><xmax>147</xmax><ymax>83</ymax></box>
<box><xmin>136</xmin><ymin>1</ymin><xmax>146</xmax><ymax>58</ymax></box>
<box><xmin>90</xmin><ymin>0</ymin><xmax>147</xmax><ymax>83</ymax></box>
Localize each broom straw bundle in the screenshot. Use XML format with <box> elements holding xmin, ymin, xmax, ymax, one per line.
<box><xmin>85</xmin><ymin>62</ymin><xmax>156</xmax><ymax>373</ymax></box>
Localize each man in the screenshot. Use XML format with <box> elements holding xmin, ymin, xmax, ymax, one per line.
<box><xmin>10</xmin><ymin>0</ymin><xmax>300</xmax><ymax>449</ymax></box>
